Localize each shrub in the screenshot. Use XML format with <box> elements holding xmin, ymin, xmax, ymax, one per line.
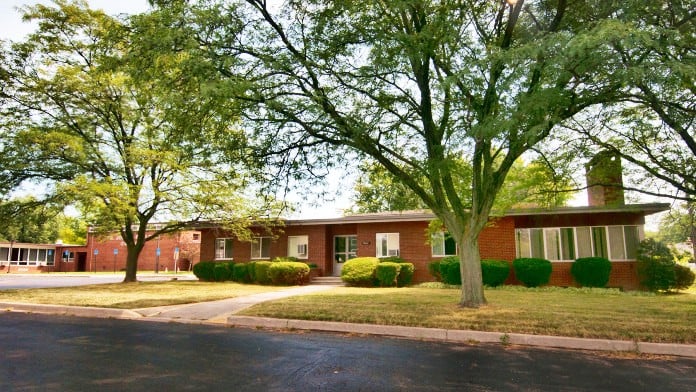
<box><xmin>512</xmin><ymin>258</ymin><xmax>552</xmax><ymax>287</ymax></box>
<box><xmin>192</xmin><ymin>261</ymin><xmax>216</xmax><ymax>282</ymax></box>
<box><xmin>268</xmin><ymin>261</ymin><xmax>310</xmax><ymax>285</ymax></box>
<box><xmin>376</xmin><ymin>262</ymin><xmax>401</xmax><ymax>287</ymax></box>
<box><xmin>341</xmin><ymin>257</ymin><xmax>379</xmax><ymax>286</ymax></box>
<box><xmin>481</xmin><ymin>259</ymin><xmax>510</xmax><ymax>287</ymax></box>
<box><xmin>380</xmin><ymin>256</ymin><xmax>406</xmax><ymax>264</ymax></box>
<box><xmin>396</xmin><ymin>263</ymin><xmax>415</xmax><ymax>287</ymax></box>
<box><xmin>246</xmin><ymin>261</ymin><xmax>256</xmax><ymax>282</ymax></box>
<box><xmin>637</xmin><ymin>238</ymin><xmax>676</xmax><ymax>291</ymax></box>
<box><xmin>674</xmin><ymin>264</ymin><xmax>695</xmax><ymax>291</ymax></box>
<box><xmin>213</xmin><ymin>262</ymin><xmax>234</xmax><ymax>282</ymax></box>
<box><xmin>427</xmin><ymin>261</ymin><xmax>442</xmax><ymax>281</ymax></box>
<box><xmin>253</xmin><ymin>261</ymin><xmax>272</xmax><ymax>285</ymax></box>
<box><xmin>571</xmin><ymin>257</ymin><xmax>612</xmax><ymax>288</ymax></box>
<box><xmin>439</xmin><ymin>256</ymin><xmax>461</xmax><ymax>285</ymax></box>
<box><xmin>233</xmin><ymin>263</ymin><xmax>252</xmax><ymax>283</ymax></box>
<box><xmin>272</xmin><ymin>256</ymin><xmax>298</xmax><ymax>263</ymax></box>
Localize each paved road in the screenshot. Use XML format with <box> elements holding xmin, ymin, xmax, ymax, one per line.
<box><xmin>0</xmin><ymin>274</ymin><xmax>194</xmax><ymax>290</ymax></box>
<box><xmin>1</xmin><ymin>313</ymin><xmax>694</xmax><ymax>392</ymax></box>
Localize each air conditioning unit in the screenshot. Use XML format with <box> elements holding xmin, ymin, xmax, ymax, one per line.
<box><xmin>388</xmin><ymin>249</ymin><xmax>400</xmax><ymax>256</ymax></box>
<box><xmin>297</xmin><ymin>244</ymin><xmax>308</xmax><ymax>256</ymax></box>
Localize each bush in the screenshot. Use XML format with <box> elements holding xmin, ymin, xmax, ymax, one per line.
<box><xmin>512</xmin><ymin>258</ymin><xmax>552</xmax><ymax>287</ymax></box>
<box><xmin>253</xmin><ymin>261</ymin><xmax>272</xmax><ymax>285</ymax></box>
<box><xmin>397</xmin><ymin>263</ymin><xmax>415</xmax><ymax>287</ymax></box>
<box><xmin>380</xmin><ymin>256</ymin><xmax>406</xmax><ymax>264</ymax></box>
<box><xmin>637</xmin><ymin>238</ymin><xmax>676</xmax><ymax>292</ymax></box>
<box><xmin>674</xmin><ymin>264</ymin><xmax>695</xmax><ymax>290</ymax></box>
<box><xmin>268</xmin><ymin>261</ymin><xmax>310</xmax><ymax>285</ymax></box>
<box><xmin>427</xmin><ymin>261</ymin><xmax>442</xmax><ymax>281</ymax></box>
<box><xmin>376</xmin><ymin>262</ymin><xmax>401</xmax><ymax>287</ymax></box>
<box><xmin>571</xmin><ymin>257</ymin><xmax>612</xmax><ymax>288</ymax></box>
<box><xmin>233</xmin><ymin>263</ymin><xmax>252</xmax><ymax>283</ymax></box>
<box><xmin>439</xmin><ymin>256</ymin><xmax>461</xmax><ymax>285</ymax></box>
<box><xmin>481</xmin><ymin>259</ymin><xmax>510</xmax><ymax>287</ymax></box>
<box><xmin>341</xmin><ymin>257</ymin><xmax>379</xmax><ymax>286</ymax></box>
<box><xmin>272</xmin><ymin>256</ymin><xmax>299</xmax><ymax>263</ymax></box>
<box><xmin>192</xmin><ymin>261</ymin><xmax>216</xmax><ymax>282</ymax></box>
<box><xmin>213</xmin><ymin>262</ymin><xmax>234</xmax><ymax>282</ymax></box>
<box><xmin>246</xmin><ymin>261</ymin><xmax>256</xmax><ymax>282</ymax></box>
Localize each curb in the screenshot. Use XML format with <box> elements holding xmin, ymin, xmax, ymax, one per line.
<box><xmin>226</xmin><ymin>316</ymin><xmax>696</xmax><ymax>358</ymax></box>
<box><xmin>0</xmin><ymin>302</ymin><xmax>142</xmax><ymax>320</ymax></box>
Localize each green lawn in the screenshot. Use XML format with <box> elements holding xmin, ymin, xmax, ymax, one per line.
<box><xmin>240</xmin><ymin>285</ymin><xmax>696</xmax><ymax>344</ymax></box>
<box><xmin>0</xmin><ymin>281</ymin><xmax>284</xmax><ymax>309</ymax></box>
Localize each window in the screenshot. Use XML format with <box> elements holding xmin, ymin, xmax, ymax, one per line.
<box><xmin>251</xmin><ymin>237</ymin><xmax>272</xmax><ymax>259</ymax></box>
<box><xmin>431</xmin><ymin>232</ymin><xmax>457</xmax><ymax>256</ymax></box>
<box><xmin>515</xmin><ymin>225</ymin><xmax>641</xmax><ymax>262</ymax></box>
<box><xmin>0</xmin><ymin>247</ymin><xmax>9</xmax><ymax>263</ymax></box>
<box><xmin>46</xmin><ymin>249</ymin><xmax>55</xmax><ymax>266</ymax></box>
<box><xmin>215</xmin><ymin>238</ymin><xmax>234</xmax><ymax>260</ymax></box>
<box><xmin>288</xmin><ymin>236</ymin><xmax>309</xmax><ymax>259</ymax></box>
<box><xmin>376</xmin><ymin>233</ymin><xmax>399</xmax><ymax>258</ymax></box>
<box><xmin>192</xmin><ymin>233</ymin><xmax>200</xmax><ymax>241</ymax></box>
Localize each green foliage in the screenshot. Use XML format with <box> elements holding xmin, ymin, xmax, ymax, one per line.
<box><xmin>268</xmin><ymin>261</ymin><xmax>310</xmax><ymax>285</ymax></box>
<box><xmin>379</xmin><ymin>256</ymin><xmax>406</xmax><ymax>264</ymax></box>
<box><xmin>481</xmin><ymin>260</ymin><xmax>510</xmax><ymax>287</ymax></box>
<box><xmin>427</xmin><ymin>261</ymin><xmax>442</xmax><ymax>281</ymax></box>
<box><xmin>396</xmin><ymin>263</ymin><xmax>415</xmax><ymax>287</ymax></box>
<box><xmin>192</xmin><ymin>261</ymin><xmax>216</xmax><ymax>282</ymax></box>
<box><xmin>213</xmin><ymin>262</ymin><xmax>234</xmax><ymax>282</ymax></box>
<box><xmin>253</xmin><ymin>261</ymin><xmax>272</xmax><ymax>285</ymax></box>
<box><xmin>439</xmin><ymin>257</ymin><xmax>461</xmax><ymax>285</ymax></box>
<box><xmin>232</xmin><ymin>263</ymin><xmax>252</xmax><ymax>283</ymax></box>
<box><xmin>306</xmin><ymin>262</ymin><xmax>318</xmax><ymax>269</ymax></box>
<box><xmin>512</xmin><ymin>258</ymin><xmax>552</xmax><ymax>288</ymax></box>
<box><xmin>246</xmin><ymin>261</ymin><xmax>256</xmax><ymax>282</ymax></box>
<box><xmin>341</xmin><ymin>257</ymin><xmax>379</xmax><ymax>287</ymax></box>
<box><xmin>272</xmin><ymin>256</ymin><xmax>299</xmax><ymax>263</ymax></box>
<box><xmin>376</xmin><ymin>262</ymin><xmax>402</xmax><ymax>287</ymax></box>
<box><xmin>0</xmin><ymin>197</ymin><xmax>62</xmax><ymax>243</ymax></box>
<box><xmin>674</xmin><ymin>265</ymin><xmax>695</xmax><ymax>291</ymax></box>
<box><xmin>571</xmin><ymin>257</ymin><xmax>612</xmax><ymax>288</ymax></box>
<box><xmin>637</xmin><ymin>238</ymin><xmax>676</xmax><ymax>292</ymax></box>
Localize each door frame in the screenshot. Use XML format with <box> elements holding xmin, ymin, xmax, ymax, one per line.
<box><xmin>333</xmin><ymin>235</ymin><xmax>358</xmax><ymax>276</ymax></box>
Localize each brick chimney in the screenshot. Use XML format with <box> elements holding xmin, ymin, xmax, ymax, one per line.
<box><xmin>585</xmin><ymin>151</ymin><xmax>625</xmax><ymax>207</ymax></box>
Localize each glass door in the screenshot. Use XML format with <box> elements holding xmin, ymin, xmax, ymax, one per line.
<box><xmin>333</xmin><ymin>235</ymin><xmax>358</xmax><ymax>276</ymax></box>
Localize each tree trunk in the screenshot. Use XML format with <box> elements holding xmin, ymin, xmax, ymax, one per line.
<box><xmin>123</xmin><ymin>244</ymin><xmax>143</xmax><ymax>283</ymax></box>
<box><xmin>455</xmin><ymin>230</ymin><xmax>487</xmax><ymax>308</ymax></box>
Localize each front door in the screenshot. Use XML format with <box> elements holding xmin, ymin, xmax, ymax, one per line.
<box><xmin>333</xmin><ymin>235</ymin><xmax>357</xmax><ymax>276</ymax></box>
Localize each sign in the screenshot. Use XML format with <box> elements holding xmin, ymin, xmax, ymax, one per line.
<box><xmin>113</xmin><ymin>248</ymin><xmax>118</xmax><ymax>255</ymax></box>
<box><xmin>156</xmin><ymin>248</ymin><xmax>161</xmax><ymax>256</ymax></box>
<box><xmin>94</xmin><ymin>249</ymin><xmax>99</xmax><ymax>255</ymax></box>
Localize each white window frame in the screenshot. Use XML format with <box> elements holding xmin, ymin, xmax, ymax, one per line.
<box><xmin>515</xmin><ymin>225</ymin><xmax>642</xmax><ymax>262</ymax></box>
<box><xmin>287</xmin><ymin>235</ymin><xmax>309</xmax><ymax>259</ymax></box>
<box><xmin>215</xmin><ymin>238</ymin><xmax>234</xmax><ymax>260</ymax></box>
<box><xmin>431</xmin><ymin>232</ymin><xmax>457</xmax><ymax>257</ymax></box>
<box><xmin>251</xmin><ymin>237</ymin><xmax>272</xmax><ymax>260</ymax></box>
<box><xmin>376</xmin><ymin>233</ymin><xmax>400</xmax><ymax>258</ymax></box>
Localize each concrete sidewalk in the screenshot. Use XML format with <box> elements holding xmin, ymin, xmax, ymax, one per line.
<box><xmin>2</xmin><ymin>284</ymin><xmax>696</xmax><ymax>358</ymax></box>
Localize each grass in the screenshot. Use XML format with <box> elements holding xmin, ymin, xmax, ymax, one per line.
<box><xmin>240</xmin><ymin>284</ymin><xmax>696</xmax><ymax>344</ymax></box>
<box><xmin>0</xmin><ymin>281</ymin><xmax>284</xmax><ymax>309</ymax></box>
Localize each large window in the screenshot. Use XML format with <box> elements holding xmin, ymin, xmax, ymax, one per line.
<box><xmin>288</xmin><ymin>235</ymin><xmax>309</xmax><ymax>259</ymax></box>
<box><xmin>432</xmin><ymin>232</ymin><xmax>457</xmax><ymax>257</ymax></box>
<box><xmin>251</xmin><ymin>237</ymin><xmax>272</xmax><ymax>259</ymax></box>
<box><xmin>376</xmin><ymin>233</ymin><xmax>400</xmax><ymax>258</ymax></box>
<box><xmin>515</xmin><ymin>225</ymin><xmax>641</xmax><ymax>261</ymax></box>
<box><xmin>215</xmin><ymin>238</ymin><xmax>234</xmax><ymax>260</ymax></box>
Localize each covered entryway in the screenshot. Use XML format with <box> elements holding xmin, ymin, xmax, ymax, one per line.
<box><xmin>333</xmin><ymin>235</ymin><xmax>357</xmax><ymax>276</ymax></box>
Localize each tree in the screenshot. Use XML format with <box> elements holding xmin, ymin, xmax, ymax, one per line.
<box><xmin>657</xmin><ymin>203</ymin><xmax>696</xmax><ymax>256</ymax></box>
<box><xmin>0</xmin><ymin>197</ymin><xmax>62</xmax><ymax>243</ymax></box>
<box><xmin>352</xmin><ymin>157</ymin><xmax>573</xmax><ymax>213</ymax></box>
<box><xmin>0</xmin><ymin>1</ymin><xmax>265</xmax><ymax>282</ymax></box>
<box><xmin>170</xmin><ymin>0</ymin><xmax>682</xmax><ymax>306</ymax></box>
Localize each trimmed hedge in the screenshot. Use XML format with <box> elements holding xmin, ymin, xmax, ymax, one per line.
<box><xmin>268</xmin><ymin>261</ymin><xmax>310</xmax><ymax>285</ymax></box>
<box><xmin>674</xmin><ymin>264</ymin><xmax>695</xmax><ymax>290</ymax></box>
<box><xmin>396</xmin><ymin>263</ymin><xmax>415</xmax><ymax>287</ymax></box>
<box><xmin>427</xmin><ymin>261</ymin><xmax>442</xmax><ymax>281</ymax></box>
<box><xmin>233</xmin><ymin>263</ymin><xmax>252</xmax><ymax>283</ymax></box>
<box><xmin>213</xmin><ymin>262</ymin><xmax>234</xmax><ymax>282</ymax></box>
<box><xmin>637</xmin><ymin>238</ymin><xmax>676</xmax><ymax>291</ymax></box>
<box><xmin>571</xmin><ymin>257</ymin><xmax>612</xmax><ymax>288</ymax></box>
<box><xmin>481</xmin><ymin>259</ymin><xmax>510</xmax><ymax>287</ymax></box>
<box><xmin>192</xmin><ymin>261</ymin><xmax>217</xmax><ymax>282</ymax></box>
<box><xmin>512</xmin><ymin>258</ymin><xmax>552</xmax><ymax>287</ymax></box>
<box><xmin>253</xmin><ymin>261</ymin><xmax>272</xmax><ymax>285</ymax></box>
<box><xmin>376</xmin><ymin>262</ymin><xmax>401</xmax><ymax>287</ymax></box>
<box><xmin>439</xmin><ymin>256</ymin><xmax>461</xmax><ymax>285</ymax></box>
<box><xmin>246</xmin><ymin>261</ymin><xmax>257</xmax><ymax>282</ymax></box>
<box><xmin>341</xmin><ymin>257</ymin><xmax>380</xmax><ymax>286</ymax></box>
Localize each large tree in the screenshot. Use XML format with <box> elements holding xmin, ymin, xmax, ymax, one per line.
<box><xmin>0</xmin><ymin>1</ymin><xmax>264</xmax><ymax>282</ymax></box>
<box><xmin>169</xmin><ymin>0</ymin><xmax>681</xmax><ymax>306</ymax></box>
